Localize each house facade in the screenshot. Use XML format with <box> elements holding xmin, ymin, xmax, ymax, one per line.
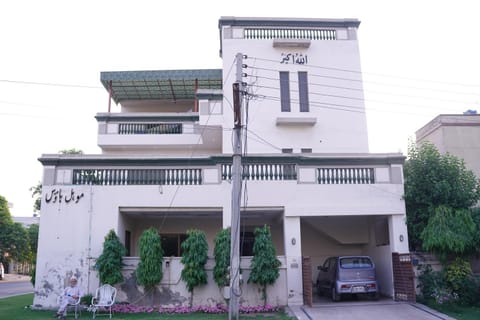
<box><xmin>33</xmin><ymin>17</ymin><xmax>410</xmax><ymax>309</ymax></box>
<box><xmin>416</xmin><ymin>113</ymin><xmax>480</xmax><ymax>179</ymax></box>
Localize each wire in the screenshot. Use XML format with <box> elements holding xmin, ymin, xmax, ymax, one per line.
<box><xmin>0</xmin><ymin>79</ymin><xmax>102</xmax><ymax>89</ymax></box>
<box><xmin>248</xmin><ymin>56</ymin><xmax>480</xmax><ymax>89</ymax></box>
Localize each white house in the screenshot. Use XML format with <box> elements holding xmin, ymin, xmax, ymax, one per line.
<box><xmin>33</xmin><ymin>17</ymin><xmax>411</xmax><ymax>309</ymax></box>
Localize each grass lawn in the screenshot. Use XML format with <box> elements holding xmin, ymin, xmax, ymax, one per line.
<box><xmin>422</xmin><ymin>301</ymin><xmax>480</xmax><ymax>320</ymax></box>
<box><xmin>0</xmin><ymin>294</ymin><xmax>295</xmax><ymax>320</ymax></box>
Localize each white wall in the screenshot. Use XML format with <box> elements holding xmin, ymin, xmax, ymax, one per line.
<box><xmin>220</xmin><ymin>26</ymin><xmax>369</xmax><ymax>154</ymax></box>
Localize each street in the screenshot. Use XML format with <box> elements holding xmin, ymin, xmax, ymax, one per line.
<box><xmin>0</xmin><ymin>277</ymin><xmax>33</xmax><ymax>299</ymax></box>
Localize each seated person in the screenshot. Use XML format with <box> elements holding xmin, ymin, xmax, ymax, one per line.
<box><xmin>55</xmin><ymin>276</ymin><xmax>83</xmax><ymax>318</ymax></box>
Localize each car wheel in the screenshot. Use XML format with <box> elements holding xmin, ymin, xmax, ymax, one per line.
<box><xmin>331</xmin><ymin>286</ymin><xmax>340</xmax><ymax>302</ymax></box>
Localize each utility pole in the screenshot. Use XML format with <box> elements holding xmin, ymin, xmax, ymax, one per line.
<box><xmin>229</xmin><ymin>53</ymin><xmax>244</xmax><ymax>320</ymax></box>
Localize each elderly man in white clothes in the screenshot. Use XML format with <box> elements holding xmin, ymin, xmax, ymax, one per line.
<box><xmin>55</xmin><ymin>276</ymin><xmax>83</xmax><ymax>318</ymax></box>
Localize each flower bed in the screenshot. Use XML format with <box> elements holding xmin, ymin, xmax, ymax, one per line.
<box><xmin>111</xmin><ymin>304</ymin><xmax>280</xmax><ymax>314</ymax></box>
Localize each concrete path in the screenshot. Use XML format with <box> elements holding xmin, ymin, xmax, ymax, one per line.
<box><xmin>289</xmin><ymin>300</ymin><xmax>457</xmax><ymax>320</ymax></box>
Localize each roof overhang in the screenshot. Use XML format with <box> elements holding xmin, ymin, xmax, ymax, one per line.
<box><xmin>100</xmin><ymin>69</ymin><xmax>223</xmax><ymax>104</ymax></box>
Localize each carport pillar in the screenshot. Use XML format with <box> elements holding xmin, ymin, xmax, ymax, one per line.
<box><xmin>283</xmin><ymin>216</ymin><xmax>303</xmax><ymax>305</ymax></box>
<box><xmin>388</xmin><ymin>215</ymin><xmax>410</xmax><ymax>253</ymax></box>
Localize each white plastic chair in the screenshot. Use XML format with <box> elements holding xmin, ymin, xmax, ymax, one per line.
<box><xmin>56</xmin><ymin>294</ymin><xmax>81</xmax><ymax>319</ymax></box>
<box><xmin>90</xmin><ymin>284</ymin><xmax>117</xmax><ymax>319</ymax></box>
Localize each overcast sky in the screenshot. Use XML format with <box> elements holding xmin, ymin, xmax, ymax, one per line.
<box><xmin>1</xmin><ymin>0</ymin><xmax>479</xmax><ymax>217</ymax></box>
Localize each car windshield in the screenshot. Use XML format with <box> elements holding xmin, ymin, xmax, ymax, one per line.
<box><xmin>339</xmin><ymin>257</ymin><xmax>372</xmax><ymax>269</ymax></box>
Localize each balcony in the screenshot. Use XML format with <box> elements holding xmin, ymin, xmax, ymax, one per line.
<box><xmin>95</xmin><ymin>112</ymin><xmax>222</xmax><ymax>154</ymax></box>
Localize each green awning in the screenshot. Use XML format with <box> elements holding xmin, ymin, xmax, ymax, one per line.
<box><xmin>100</xmin><ymin>69</ymin><xmax>223</xmax><ymax>104</ymax></box>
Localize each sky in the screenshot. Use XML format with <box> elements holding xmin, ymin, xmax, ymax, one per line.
<box><xmin>1</xmin><ymin>0</ymin><xmax>479</xmax><ymax>217</ymax></box>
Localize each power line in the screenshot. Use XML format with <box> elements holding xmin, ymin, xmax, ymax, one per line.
<box><xmin>246</xmin><ymin>64</ymin><xmax>480</xmax><ymax>97</ymax></box>
<box><xmin>248</xmin><ymin>56</ymin><xmax>480</xmax><ymax>89</ymax></box>
<box><xmin>0</xmin><ymin>79</ymin><xmax>102</xmax><ymax>89</ymax></box>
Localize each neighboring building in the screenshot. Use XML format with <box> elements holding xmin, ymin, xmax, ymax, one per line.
<box><xmin>33</xmin><ymin>17</ymin><xmax>411</xmax><ymax>309</ymax></box>
<box><xmin>13</xmin><ymin>216</ymin><xmax>40</xmax><ymax>227</ymax></box>
<box><xmin>416</xmin><ymin>113</ymin><xmax>480</xmax><ymax>179</ymax></box>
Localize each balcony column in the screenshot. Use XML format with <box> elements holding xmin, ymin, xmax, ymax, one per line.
<box><xmin>283</xmin><ymin>215</ymin><xmax>303</xmax><ymax>305</ymax></box>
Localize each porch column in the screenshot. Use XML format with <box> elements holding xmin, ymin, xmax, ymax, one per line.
<box><xmin>283</xmin><ymin>216</ymin><xmax>303</xmax><ymax>305</ymax></box>
<box><xmin>388</xmin><ymin>214</ymin><xmax>409</xmax><ymax>253</ymax></box>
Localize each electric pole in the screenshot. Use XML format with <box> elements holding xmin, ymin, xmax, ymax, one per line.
<box><xmin>229</xmin><ymin>52</ymin><xmax>244</xmax><ymax>320</ymax></box>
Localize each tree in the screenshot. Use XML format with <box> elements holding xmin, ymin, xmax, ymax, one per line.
<box><xmin>0</xmin><ymin>195</ymin><xmax>13</xmax><ymax>227</ymax></box>
<box><xmin>0</xmin><ymin>196</ymin><xmax>16</xmax><ymax>263</ymax></box>
<box><xmin>27</xmin><ymin>224</ymin><xmax>39</xmax><ymax>259</ymax></box>
<box><xmin>404</xmin><ymin>142</ymin><xmax>480</xmax><ymax>251</ymax></box>
<box><xmin>28</xmin><ymin>223</ymin><xmax>39</xmax><ymax>286</ymax></box>
<box><xmin>29</xmin><ymin>182</ymin><xmax>42</xmax><ymax>214</ymax></box>
<box><xmin>421</xmin><ymin>206</ymin><xmax>476</xmax><ymax>263</ymax></box>
<box><xmin>181</xmin><ymin>229</ymin><xmax>208</xmax><ymax>307</ymax></box>
<box><xmin>213</xmin><ymin>228</ymin><xmax>230</xmax><ymax>289</ymax></box>
<box><xmin>1</xmin><ymin>222</ymin><xmax>31</xmax><ymax>263</ymax></box>
<box><xmin>248</xmin><ymin>225</ymin><xmax>281</xmax><ymax>306</ymax></box>
<box><xmin>136</xmin><ymin>227</ymin><xmax>163</xmax><ymax>304</ymax></box>
<box><xmin>58</xmin><ymin>148</ymin><xmax>84</xmax><ymax>155</ymax></box>
<box><xmin>95</xmin><ymin>230</ymin><xmax>126</xmax><ymax>285</ymax></box>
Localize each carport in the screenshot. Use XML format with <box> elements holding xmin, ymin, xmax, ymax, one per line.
<box><xmin>299</xmin><ymin>215</ymin><xmax>415</xmax><ymax>305</ymax></box>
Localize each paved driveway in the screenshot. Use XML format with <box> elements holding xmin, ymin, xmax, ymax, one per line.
<box><xmin>289</xmin><ymin>299</ymin><xmax>456</xmax><ymax>320</ymax></box>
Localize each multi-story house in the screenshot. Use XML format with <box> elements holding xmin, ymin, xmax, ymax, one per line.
<box><xmin>416</xmin><ymin>113</ymin><xmax>480</xmax><ymax>179</ymax></box>
<box><xmin>33</xmin><ymin>17</ymin><xmax>411</xmax><ymax>309</ymax></box>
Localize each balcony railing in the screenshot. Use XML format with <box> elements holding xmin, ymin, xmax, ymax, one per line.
<box><xmin>72</xmin><ymin>168</ymin><xmax>202</xmax><ymax>185</ymax></box>
<box><xmin>222</xmin><ymin>163</ymin><xmax>297</xmax><ymax>181</ymax></box>
<box><xmin>118</xmin><ymin>123</ymin><xmax>183</xmax><ymax>135</ymax></box>
<box><xmin>244</xmin><ymin>28</ymin><xmax>336</xmax><ymax>40</ymax></box>
<box><xmin>317</xmin><ymin>168</ymin><xmax>374</xmax><ymax>184</ymax></box>
<box><xmin>41</xmin><ymin>154</ymin><xmax>404</xmax><ymax>186</ymax></box>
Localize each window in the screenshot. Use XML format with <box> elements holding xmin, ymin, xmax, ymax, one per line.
<box><xmin>161</xmin><ymin>234</ymin><xmax>187</xmax><ymax>257</ymax></box>
<box><xmin>340</xmin><ymin>257</ymin><xmax>373</xmax><ymax>269</ymax></box>
<box><xmin>282</xmin><ymin>148</ymin><xmax>293</xmax><ymax>153</ymax></box>
<box><xmin>301</xmin><ymin>148</ymin><xmax>312</xmax><ymax>153</ymax></box>
<box><xmin>240</xmin><ymin>231</ymin><xmax>255</xmax><ymax>256</ymax></box>
<box><xmin>125</xmin><ymin>230</ymin><xmax>131</xmax><ymax>257</ymax></box>
<box><xmin>298</xmin><ymin>72</ymin><xmax>309</xmax><ymax>112</ymax></box>
<box><xmin>279</xmin><ymin>72</ymin><xmax>291</xmax><ymax>112</ymax></box>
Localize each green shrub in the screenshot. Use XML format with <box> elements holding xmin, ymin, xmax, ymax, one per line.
<box><xmin>181</xmin><ymin>229</ymin><xmax>208</xmax><ymax>307</ymax></box>
<box><xmin>417</xmin><ymin>264</ymin><xmax>449</xmax><ymax>303</ymax></box>
<box><xmin>136</xmin><ymin>228</ymin><xmax>163</xmax><ymax>290</ymax></box>
<box><xmin>445</xmin><ymin>258</ymin><xmax>471</xmax><ymax>292</ymax></box>
<box><xmin>248</xmin><ymin>225</ymin><xmax>281</xmax><ymax>306</ymax></box>
<box><xmin>80</xmin><ymin>294</ymin><xmax>93</xmax><ymax>305</ymax></box>
<box><xmin>456</xmin><ymin>275</ymin><xmax>480</xmax><ymax>305</ymax></box>
<box><xmin>95</xmin><ymin>230</ymin><xmax>126</xmax><ymax>285</ymax></box>
<box><xmin>30</xmin><ymin>266</ymin><xmax>35</xmax><ymax>286</ymax></box>
<box><xmin>213</xmin><ymin>228</ymin><xmax>230</xmax><ymax>288</ymax></box>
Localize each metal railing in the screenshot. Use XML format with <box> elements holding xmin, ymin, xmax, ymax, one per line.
<box><xmin>222</xmin><ymin>163</ymin><xmax>297</xmax><ymax>180</ymax></box>
<box><xmin>72</xmin><ymin>168</ymin><xmax>202</xmax><ymax>185</ymax></box>
<box><xmin>317</xmin><ymin>168</ymin><xmax>375</xmax><ymax>184</ymax></box>
<box><xmin>118</xmin><ymin>123</ymin><xmax>183</xmax><ymax>135</ymax></box>
<box><xmin>244</xmin><ymin>28</ymin><xmax>336</xmax><ymax>40</ymax></box>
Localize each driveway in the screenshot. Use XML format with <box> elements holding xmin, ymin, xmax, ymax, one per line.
<box><xmin>289</xmin><ymin>298</ymin><xmax>456</xmax><ymax>320</ymax></box>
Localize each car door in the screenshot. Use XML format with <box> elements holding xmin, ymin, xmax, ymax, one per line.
<box><xmin>317</xmin><ymin>257</ymin><xmax>333</xmax><ymax>291</ymax></box>
<box><xmin>325</xmin><ymin>258</ymin><xmax>337</xmax><ymax>289</ymax></box>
